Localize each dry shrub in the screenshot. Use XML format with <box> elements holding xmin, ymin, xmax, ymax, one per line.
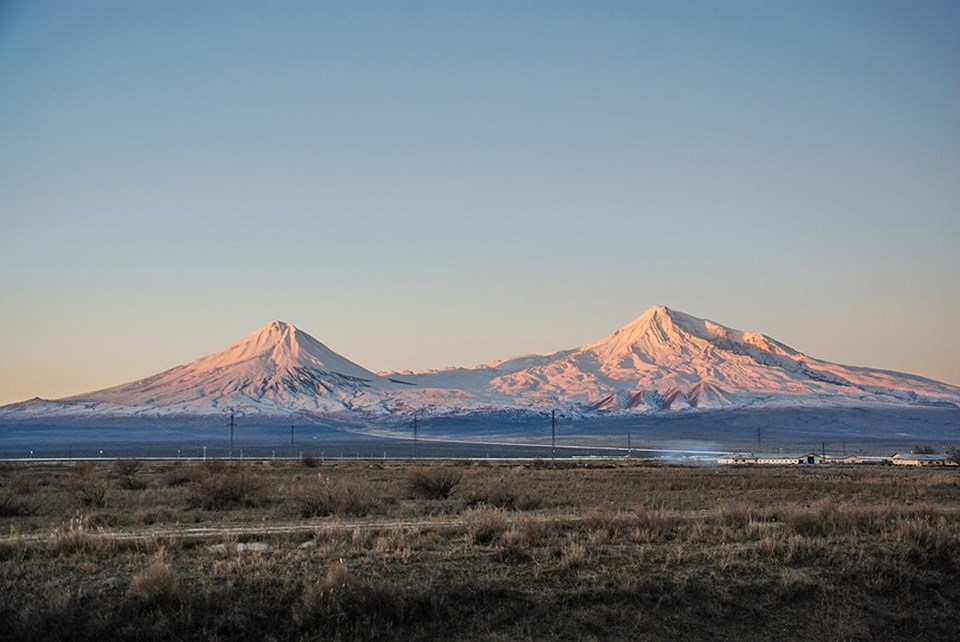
<box><xmin>294</xmin><ymin>561</ymin><xmax>403</xmax><ymax>636</ymax></box>
<box><xmin>293</xmin><ymin>475</ymin><xmax>375</xmax><ymax>517</ymax></box>
<box><xmin>0</xmin><ymin>488</ymin><xmax>32</xmax><ymax>517</ymax></box>
<box><xmin>189</xmin><ymin>464</ymin><xmax>264</xmax><ymax>510</ymax></box>
<box><xmin>113</xmin><ymin>458</ymin><xmax>146</xmax><ymax>490</ymax></box>
<box><xmin>462</xmin><ymin>505</ymin><xmax>509</xmax><ymax>545</ymax></box>
<box><xmin>62</xmin><ymin>465</ymin><xmax>109</xmax><ymax>508</ymax></box>
<box><xmin>164</xmin><ymin>465</ymin><xmax>194</xmax><ymax>487</ymax></box>
<box><xmin>11</xmin><ymin>472</ymin><xmax>39</xmax><ymax>494</ymax></box>
<box><xmin>302</xmin><ymin>453</ymin><xmax>319</xmax><ymax>468</ymax></box>
<box><xmin>128</xmin><ymin>554</ymin><xmax>181</xmax><ymax>608</ymax></box>
<box><xmin>464</xmin><ymin>476</ymin><xmax>542</xmax><ymax>511</ymax></box>
<box><xmin>136</xmin><ymin>508</ymin><xmax>177</xmax><ymax>525</ymax></box>
<box><xmin>407</xmin><ymin>467</ymin><xmax>462</xmax><ymax>500</ymax></box>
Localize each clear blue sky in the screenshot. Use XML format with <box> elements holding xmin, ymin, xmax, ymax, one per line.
<box><xmin>1</xmin><ymin>0</ymin><xmax>958</xmax><ymax>404</ymax></box>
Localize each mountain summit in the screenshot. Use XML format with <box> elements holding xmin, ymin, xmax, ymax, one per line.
<box><xmin>182</xmin><ymin>320</ymin><xmax>380</xmax><ymax>382</ymax></box>
<box><xmin>2</xmin><ymin>306</ymin><xmax>958</xmax><ymax>419</ymax></box>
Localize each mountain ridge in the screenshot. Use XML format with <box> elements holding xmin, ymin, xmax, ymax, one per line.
<box><xmin>3</xmin><ymin>306</ymin><xmax>958</xmax><ymax>419</ymax></box>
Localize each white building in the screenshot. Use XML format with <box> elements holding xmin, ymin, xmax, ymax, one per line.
<box><xmin>718</xmin><ymin>452</ymin><xmax>823</xmax><ymax>465</ymax></box>
<box><xmin>889</xmin><ymin>452</ymin><xmax>952</xmax><ymax>467</ymax></box>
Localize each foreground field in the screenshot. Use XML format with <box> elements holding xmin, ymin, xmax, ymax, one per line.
<box><xmin>2</xmin><ymin>459</ymin><xmax>959</xmax><ymax>640</ymax></box>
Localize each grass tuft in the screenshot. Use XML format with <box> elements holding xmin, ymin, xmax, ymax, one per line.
<box><xmin>293</xmin><ymin>475</ymin><xmax>376</xmax><ymax>517</ymax></box>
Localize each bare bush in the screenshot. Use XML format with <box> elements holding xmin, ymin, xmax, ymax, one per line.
<box><xmin>407</xmin><ymin>467</ymin><xmax>462</xmax><ymax>500</ymax></box>
<box><xmin>0</xmin><ymin>488</ymin><xmax>32</xmax><ymax>517</ymax></box>
<box><xmin>189</xmin><ymin>465</ymin><xmax>264</xmax><ymax>510</ymax></box>
<box><xmin>293</xmin><ymin>475</ymin><xmax>375</xmax><ymax>517</ymax></box>
<box><xmin>948</xmin><ymin>448</ymin><xmax>960</xmax><ymax>465</ymax></box>
<box><xmin>302</xmin><ymin>453</ymin><xmax>318</xmax><ymax>467</ymax></box>
<box><xmin>62</xmin><ymin>466</ymin><xmax>109</xmax><ymax>508</ymax></box>
<box><xmin>164</xmin><ymin>465</ymin><xmax>195</xmax><ymax>487</ymax></box>
<box><xmin>112</xmin><ymin>458</ymin><xmax>146</xmax><ymax>490</ymax></box>
<box><xmin>464</xmin><ymin>477</ymin><xmax>542</xmax><ymax>511</ymax></box>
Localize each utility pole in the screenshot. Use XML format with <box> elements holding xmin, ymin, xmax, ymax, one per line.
<box><xmin>627</xmin><ymin>432</ymin><xmax>632</xmax><ymax>458</ymax></box>
<box><xmin>229</xmin><ymin>411</ymin><xmax>236</xmax><ymax>458</ymax></box>
<box><xmin>290</xmin><ymin>425</ymin><xmax>295</xmax><ymax>455</ymax></box>
<box><xmin>551</xmin><ymin>409</ymin><xmax>557</xmax><ymax>460</ymax></box>
<box><xmin>821</xmin><ymin>441</ymin><xmax>826</xmax><ymax>459</ymax></box>
<box><xmin>413</xmin><ymin>413</ymin><xmax>419</xmax><ymax>460</ymax></box>
<box><xmin>842</xmin><ymin>440</ymin><xmax>846</xmax><ymax>457</ymax></box>
<box><xmin>756</xmin><ymin>427</ymin><xmax>761</xmax><ymax>453</ymax></box>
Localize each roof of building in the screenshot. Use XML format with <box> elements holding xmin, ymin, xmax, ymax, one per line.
<box><xmin>724</xmin><ymin>452</ymin><xmax>818</xmax><ymax>460</ymax></box>
<box><xmin>891</xmin><ymin>452</ymin><xmax>947</xmax><ymax>461</ymax></box>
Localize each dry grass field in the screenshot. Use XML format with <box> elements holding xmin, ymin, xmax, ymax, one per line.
<box><xmin>1</xmin><ymin>458</ymin><xmax>959</xmax><ymax>640</ymax></box>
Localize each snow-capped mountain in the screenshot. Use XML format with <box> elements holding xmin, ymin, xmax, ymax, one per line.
<box><xmin>396</xmin><ymin>305</ymin><xmax>960</xmax><ymax>412</ymax></box>
<box><xmin>2</xmin><ymin>321</ymin><xmax>399</xmax><ymax>418</ymax></box>
<box><xmin>2</xmin><ymin>307</ymin><xmax>958</xmax><ymax>420</ymax></box>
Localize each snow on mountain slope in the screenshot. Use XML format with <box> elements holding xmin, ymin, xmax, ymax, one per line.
<box><xmin>2</xmin><ymin>307</ymin><xmax>958</xmax><ymax>420</ymax></box>
<box><xmin>7</xmin><ymin>321</ymin><xmax>401</xmax><ymax>418</ymax></box>
<box><xmin>393</xmin><ymin>305</ymin><xmax>960</xmax><ymax>412</ymax></box>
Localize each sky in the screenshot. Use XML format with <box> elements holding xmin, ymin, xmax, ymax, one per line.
<box><xmin>1</xmin><ymin>0</ymin><xmax>958</xmax><ymax>405</ymax></box>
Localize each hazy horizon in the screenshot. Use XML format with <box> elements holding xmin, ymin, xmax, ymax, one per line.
<box><xmin>2</xmin><ymin>1</ymin><xmax>958</xmax><ymax>405</ymax></box>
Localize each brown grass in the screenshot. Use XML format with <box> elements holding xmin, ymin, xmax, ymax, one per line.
<box><xmin>462</xmin><ymin>504</ymin><xmax>510</xmax><ymax>545</ymax></box>
<box><xmin>1</xmin><ymin>460</ymin><xmax>959</xmax><ymax>640</ymax></box>
<box><xmin>127</xmin><ymin>553</ymin><xmax>181</xmax><ymax>607</ymax></box>
<box><xmin>293</xmin><ymin>474</ymin><xmax>376</xmax><ymax>517</ymax></box>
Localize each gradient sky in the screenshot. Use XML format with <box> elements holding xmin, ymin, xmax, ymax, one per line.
<box><xmin>1</xmin><ymin>0</ymin><xmax>958</xmax><ymax>405</ymax></box>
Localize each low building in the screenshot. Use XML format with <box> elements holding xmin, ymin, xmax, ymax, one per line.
<box><xmin>889</xmin><ymin>452</ymin><xmax>952</xmax><ymax>467</ymax></box>
<box><xmin>718</xmin><ymin>452</ymin><xmax>823</xmax><ymax>465</ymax></box>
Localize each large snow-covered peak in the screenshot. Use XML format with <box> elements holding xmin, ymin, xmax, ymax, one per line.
<box><xmin>583</xmin><ymin>305</ymin><xmax>712</xmax><ymax>359</ymax></box>
<box><xmin>584</xmin><ymin>305</ymin><xmax>797</xmax><ymax>362</ymax></box>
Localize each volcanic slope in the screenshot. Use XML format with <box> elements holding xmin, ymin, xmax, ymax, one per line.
<box><xmin>3</xmin><ymin>307</ymin><xmax>959</xmax><ymax>420</ymax></box>
<box><xmin>396</xmin><ymin>306</ymin><xmax>960</xmax><ymax>412</ymax></box>
<box><xmin>6</xmin><ymin>321</ymin><xmax>403</xmax><ymax>418</ymax></box>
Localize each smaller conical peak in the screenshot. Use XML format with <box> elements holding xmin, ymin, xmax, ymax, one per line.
<box><xmin>255</xmin><ymin>320</ymin><xmax>296</xmax><ymax>335</ymax></box>
<box><xmin>186</xmin><ymin>319</ymin><xmax>378</xmax><ymax>377</ymax></box>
